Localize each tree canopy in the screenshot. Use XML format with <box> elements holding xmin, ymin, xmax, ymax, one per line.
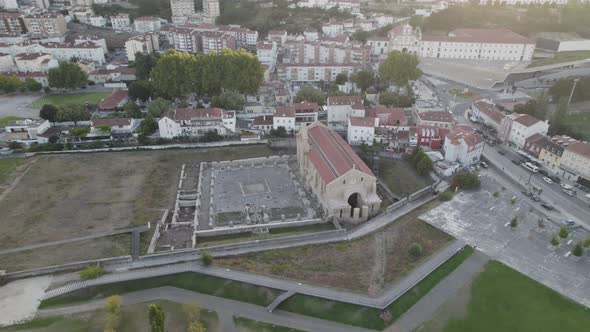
<box><xmin>351</xmin><ymin>70</ymin><xmax>374</xmax><ymax>92</ymax></box>
<box><xmin>128</xmin><ymin>80</ymin><xmax>153</xmax><ymax>102</ymax></box>
<box><xmin>379</xmin><ymin>51</ymin><xmax>422</xmax><ymax>87</ymax></box>
<box><xmin>48</xmin><ymin>62</ymin><xmax>88</xmax><ymax>89</ymax></box>
<box><xmin>548</xmin><ymin>77</ymin><xmax>590</xmax><ymax>104</ymax></box>
<box><xmin>56</xmin><ymin>103</ymin><xmax>91</xmax><ymax>124</ymax></box>
<box><xmin>0</xmin><ymin>74</ymin><xmax>24</xmax><ymax>93</ymax></box>
<box><xmin>147</xmin><ymin>97</ymin><xmax>172</xmax><ymax>117</ymax></box>
<box><xmin>133</xmin><ymin>52</ymin><xmax>160</xmax><ymax>80</ymax></box>
<box><xmin>212</xmin><ymin>91</ymin><xmax>246</xmax><ymax>110</ymax></box>
<box><xmin>379</xmin><ymin>91</ymin><xmax>413</xmax><ymax>107</ymax></box>
<box><xmin>294</xmin><ymin>87</ymin><xmax>326</xmax><ymax>105</ymax></box>
<box><xmin>39</xmin><ymin>104</ymin><xmax>59</xmax><ymax>122</ymax></box>
<box><xmin>513</xmin><ymin>93</ymin><xmax>549</xmax><ymax>120</ymax></box>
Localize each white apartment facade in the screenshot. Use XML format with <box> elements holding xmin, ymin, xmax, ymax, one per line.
<box><xmin>273</xmin><ymin>106</ymin><xmax>296</xmax><ymax>132</ymax></box>
<box><xmin>347</xmin><ymin>116</ymin><xmax>378</xmax><ymax>146</ymax></box>
<box><xmin>256</xmin><ymin>41</ymin><xmax>277</xmax><ymax>68</ymax></box>
<box><xmin>277</xmin><ymin>63</ymin><xmax>358</xmax><ymax>83</ymax></box>
<box><xmin>203</xmin><ymin>0</ymin><xmax>220</xmax><ymax>24</ymax></box>
<box><xmin>74</xmin><ymin>35</ymin><xmax>107</xmax><ymax>54</ymax></box>
<box><xmin>134</xmin><ymin>17</ymin><xmax>161</xmax><ymax>33</ymax></box>
<box><xmin>498</xmin><ymin>113</ymin><xmax>549</xmax><ymax>148</ymax></box>
<box><xmin>43</xmin><ymin>42</ymin><xmax>106</xmax><ymax>64</ymax></box>
<box><xmin>284</xmin><ymin>40</ymin><xmax>370</xmax><ymax>65</ymax></box>
<box><xmin>326</xmin><ymin>95</ymin><xmax>364</xmax><ymax>129</ymax></box>
<box><xmin>443</xmin><ymin>125</ymin><xmax>484</xmax><ymax>166</ymax></box>
<box><xmin>0</xmin><ymin>52</ymin><xmax>14</xmax><ymax>71</ymax></box>
<box><xmin>125</xmin><ymin>34</ymin><xmax>159</xmax><ymax>62</ymax></box>
<box><xmin>14</xmin><ymin>52</ymin><xmax>57</xmax><ymax>72</ymax></box>
<box><xmin>111</xmin><ymin>14</ymin><xmax>131</xmax><ymax>30</ymax></box>
<box><xmin>559</xmin><ymin>142</ymin><xmax>590</xmax><ymax>183</ymax></box>
<box><xmin>158</xmin><ymin>108</ymin><xmax>236</xmax><ymax>139</ymax></box>
<box><xmin>23</xmin><ymin>13</ymin><xmax>67</xmax><ymax>37</ymax></box>
<box><xmin>170</xmin><ymin>0</ymin><xmax>195</xmax><ymax>24</ymax></box>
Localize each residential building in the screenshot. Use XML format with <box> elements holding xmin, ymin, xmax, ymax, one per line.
<box><xmin>43</xmin><ymin>42</ymin><xmax>106</xmax><ymax>64</ymax></box>
<box><xmin>284</xmin><ymin>40</ymin><xmax>370</xmax><ymax>65</ymax></box>
<box><xmin>523</xmin><ymin>133</ymin><xmax>547</xmax><ymax>158</ymax></box>
<box><xmin>273</xmin><ymin>106</ymin><xmax>296</xmax><ymax>132</ymax></box>
<box><xmin>334</xmin><ymin>0</ymin><xmax>360</xmax><ymax>13</ymax></box>
<box><xmin>98</xmin><ymin>90</ymin><xmax>129</xmax><ymax>111</ymax></box>
<box><xmin>296</xmin><ymin>121</ymin><xmax>381</xmax><ymax>222</ymax></box>
<box><xmin>414</xmin><ymin>110</ymin><xmax>454</xmax><ymax>129</ymax></box>
<box><xmin>267</xmin><ymin>30</ymin><xmax>287</xmax><ymax>46</ymax></box>
<box><xmin>227</xmin><ymin>27</ymin><xmax>258</xmax><ymax>48</ymax></box>
<box><xmin>158</xmin><ymin>108</ymin><xmax>236</xmax><ymax>139</ymax></box>
<box><xmin>111</xmin><ymin>14</ymin><xmax>131</xmax><ymax>30</ymax></box>
<box><xmin>200</xmin><ymin>31</ymin><xmax>236</xmax><ymax>54</ymax></box>
<box><xmin>326</xmin><ymin>95</ymin><xmax>363</xmax><ymax>129</ymax></box>
<box><xmin>90</xmin><ymin>117</ymin><xmax>137</xmax><ymax>139</ymax></box>
<box><xmin>366</xmin><ymin>36</ymin><xmax>389</xmax><ymax>57</ymax></box>
<box><xmin>0</xmin><ymin>12</ymin><xmax>26</xmax><ymax>34</ymax></box>
<box><xmin>375</xmin><ymin>127</ymin><xmax>417</xmax><ymax>152</ymax></box>
<box><xmin>0</xmin><ymin>52</ymin><xmax>14</xmax><ymax>71</ymax></box>
<box><xmin>559</xmin><ymin>141</ymin><xmax>590</xmax><ymax>185</ymax></box>
<box><xmin>471</xmin><ymin>99</ymin><xmax>504</xmax><ymax>130</ymax></box>
<box><xmin>366</xmin><ymin>106</ymin><xmax>407</xmax><ymax>128</ymax></box>
<box><xmin>0</xmin><ymin>0</ymin><xmax>18</xmax><ymax>10</ymax></box>
<box><xmin>170</xmin><ymin>0</ymin><xmax>195</xmax><ymax>24</ymax></box>
<box><xmin>3</xmin><ymin>118</ymin><xmax>50</xmax><ymax>144</ymax></box>
<box><xmin>251</xmin><ymin>115</ymin><xmax>273</xmax><ymax>134</ymax></box>
<box><xmin>202</xmin><ymin>0</ymin><xmax>220</xmax><ymax>24</ymax></box>
<box><xmin>125</xmin><ymin>33</ymin><xmax>159</xmax><ymax>62</ymax></box>
<box><xmin>88</xmin><ymin>15</ymin><xmax>107</xmax><ymax>28</ymax></box>
<box><xmin>74</xmin><ymin>34</ymin><xmax>107</xmax><ymax>54</ymax></box>
<box><xmin>538</xmin><ymin>135</ymin><xmax>568</xmax><ymax>174</ymax></box>
<box><xmin>417</xmin><ymin>125</ymin><xmax>448</xmax><ymax>150</ymax></box>
<box><xmin>293</xmin><ymin>101</ymin><xmax>319</xmax><ymax>129</ymax></box>
<box><xmin>14</xmin><ymin>52</ymin><xmax>57</xmax><ymax>72</ymax></box>
<box><xmin>134</xmin><ymin>16</ymin><xmax>161</xmax><ymax>33</ymax></box>
<box><xmin>498</xmin><ymin>113</ymin><xmax>549</xmax><ymax>148</ymax></box>
<box><xmin>347</xmin><ymin>116</ymin><xmax>378</xmax><ymax>146</ymax></box>
<box><xmin>322</xmin><ymin>20</ymin><xmax>343</xmax><ymax>37</ymax></box>
<box><xmin>277</xmin><ymin>63</ymin><xmax>358</xmax><ymax>83</ymax></box>
<box><xmin>443</xmin><ymin>125</ymin><xmax>484</xmax><ymax>166</ymax></box>
<box><xmin>23</xmin><ymin>13</ymin><xmax>66</xmax><ymax>37</ymax></box>
<box><xmin>256</xmin><ymin>41</ymin><xmax>277</xmax><ymax>68</ymax></box>
<box><xmin>303</xmin><ymin>28</ymin><xmax>319</xmax><ymax>41</ymax></box>
<box><xmin>88</xmin><ymin>67</ymin><xmax>137</xmax><ymax>83</ymax></box>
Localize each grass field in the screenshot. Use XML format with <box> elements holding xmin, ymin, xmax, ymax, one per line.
<box><xmin>560</xmin><ymin>113</ymin><xmax>590</xmax><ymax>141</ymax></box>
<box><xmin>30</xmin><ymin>92</ymin><xmax>111</xmax><ymax>109</ymax></box>
<box><xmin>40</xmin><ymin>272</ymin><xmax>281</xmax><ymax>309</ymax></box>
<box><xmin>0</xmin><ymin>145</ymin><xmax>279</xmax><ymax>270</ymax></box>
<box><xmin>377</xmin><ymin>159</ymin><xmax>433</xmax><ymax>197</ymax></box>
<box><xmin>0</xmin><ymin>158</ymin><xmax>24</xmax><ymax>186</ymax></box>
<box><xmin>217</xmin><ymin>201</ymin><xmax>451</xmax><ymax>295</ymax></box>
<box><xmin>233</xmin><ymin>317</ymin><xmax>305</xmax><ymax>332</ymax></box>
<box><xmin>278</xmin><ymin>246</ymin><xmax>474</xmax><ymax>331</ymax></box>
<box><xmin>528</xmin><ymin>50</ymin><xmax>590</xmax><ymax>68</ymax></box>
<box><xmin>443</xmin><ymin>260</ymin><xmax>590</xmax><ymax>332</ymax></box>
<box><xmin>0</xmin><ymin>116</ymin><xmax>24</xmax><ymax>127</ymax></box>
<box><xmin>1</xmin><ymin>300</ymin><xmax>220</xmax><ymax>332</ymax></box>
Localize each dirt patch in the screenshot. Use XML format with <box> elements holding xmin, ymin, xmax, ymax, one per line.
<box><xmin>217</xmin><ymin>201</ymin><xmax>452</xmax><ymax>295</ymax></box>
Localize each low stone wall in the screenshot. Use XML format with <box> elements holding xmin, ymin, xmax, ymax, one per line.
<box><xmin>194</xmin><ymin>218</ymin><xmax>325</xmax><ymax>237</ymax></box>
<box><xmin>3</xmin><ymin>256</ymin><xmax>132</xmax><ymax>281</ymax></box>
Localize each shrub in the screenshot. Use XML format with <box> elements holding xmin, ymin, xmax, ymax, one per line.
<box><xmin>104</xmin><ymin>295</ymin><xmax>121</xmax><ymax>331</ymax></box>
<box><xmin>559</xmin><ymin>226</ymin><xmax>569</xmax><ymax>239</ymax></box>
<box><xmin>550</xmin><ymin>234</ymin><xmax>560</xmax><ymax>246</ymax></box>
<box><xmin>201</xmin><ymin>251</ymin><xmax>213</xmax><ymax>266</ymax></box>
<box><xmin>493</xmin><ymin>191</ymin><xmax>500</xmax><ymax>198</ymax></box>
<box><xmin>450</xmin><ymin>172</ymin><xmax>480</xmax><ymax>190</ymax></box>
<box><xmin>148</xmin><ymin>304</ymin><xmax>166</xmax><ymax>332</ymax></box>
<box><xmin>408</xmin><ymin>243</ymin><xmax>423</xmax><ymax>258</ymax></box>
<box><xmin>439</xmin><ymin>191</ymin><xmax>454</xmax><ymax>201</ymax></box>
<box><xmin>510</xmin><ymin>197</ymin><xmax>517</xmax><ymax>205</ymax></box>
<box><xmin>572</xmin><ymin>243</ymin><xmax>584</xmax><ymax>257</ymax></box>
<box><xmin>80</xmin><ymin>264</ymin><xmax>105</xmax><ymax>280</ymax></box>
<box><xmin>582</xmin><ymin>237</ymin><xmax>590</xmax><ymax>248</ymax></box>
<box><xmin>510</xmin><ymin>217</ymin><xmax>518</xmax><ymax>228</ymax></box>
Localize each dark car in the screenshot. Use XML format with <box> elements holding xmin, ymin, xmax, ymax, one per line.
<box><xmin>541</xmin><ymin>203</ymin><xmax>554</xmax><ymax>210</ymax></box>
<box><xmin>538</xmin><ymin>169</ymin><xmax>549</xmax><ymax>177</ymax></box>
<box><xmin>512</xmin><ymin>159</ymin><xmax>520</xmax><ymax>165</ymax></box>
<box><xmin>549</xmin><ymin>175</ymin><xmax>561</xmax><ymax>183</ymax></box>
<box><xmin>498</xmin><ymin>149</ymin><xmax>506</xmax><ymax>155</ymax></box>
<box><xmin>530</xmin><ymin>195</ymin><xmax>541</xmax><ymax>202</ymax></box>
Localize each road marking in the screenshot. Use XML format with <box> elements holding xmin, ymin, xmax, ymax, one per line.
<box><xmin>567</xmin><ymin>240</ymin><xmax>573</xmax><ymax>245</ymax></box>
<box><xmin>565</xmin><ymin>251</ymin><xmax>571</xmax><ymax>258</ymax></box>
<box><xmin>489</xmin><ymin>206</ymin><xmax>495</xmax><ymax>211</ymax></box>
<box><xmin>504</xmin><ymin>222</ymin><xmax>510</xmax><ymax>227</ymax></box>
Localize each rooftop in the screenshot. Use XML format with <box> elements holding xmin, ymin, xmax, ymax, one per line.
<box><xmin>274</xmin><ymin>106</ymin><xmax>296</xmax><ymax>118</ymax></box>
<box><xmin>327</xmin><ymin>95</ymin><xmax>362</xmax><ymax>106</ymax></box>
<box><xmin>92</xmin><ymin>118</ymin><xmax>132</xmax><ymax>127</ymax></box>
<box><xmin>98</xmin><ymin>90</ymin><xmax>129</xmax><ymax>110</ymax></box>
<box><xmin>15</xmin><ymin>52</ymin><xmax>50</xmax><ymax>60</ymax></box>
<box><xmin>349</xmin><ymin>116</ymin><xmax>376</xmax><ymax>128</ymax></box>
<box><xmin>566</xmin><ymin>141</ymin><xmax>590</xmax><ymax>159</ymax></box>
<box><xmin>163</xmin><ymin>108</ymin><xmax>224</xmax><ymax>121</ymax></box>
<box><xmin>252</xmin><ymin>115</ymin><xmax>273</xmax><ymax>126</ymax></box>
<box><xmin>423</xmin><ymin>28</ymin><xmax>533</xmax><ymax>45</ymax></box>
<box><xmin>513</xmin><ymin>114</ymin><xmax>542</xmax><ymax>127</ymax></box>
<box><xmin>416</xmin><ymin>110</ymin><xmax>454</xmax><ymax>123</ymax></box>
<box><xmin>366</xmin><ymin>106</ymin><xmax>406</xmax><ymax>127</ymax></box>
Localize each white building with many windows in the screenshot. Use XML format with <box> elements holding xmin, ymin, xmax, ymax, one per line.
<box><xmin>256</xmin><ymin>41</ymin><xmax>277</xmax><ymax>68</ymax></box>
<box><xmin>111</xmin><ymin>14</ymin><xmax>131</xmax><ymax>30</ymax></box>
<box><xmin>347</xmin><ymin>116</ymin><xmax>378</xmax><ymax>146</ymax></box>
<box><xmin>498</xmin><ymin>113</ymin><xmax>549</xmax><ymax>148</ymax></box>
<box><xmin>273</xmin><ymin>106</ymin><xmax>296</xmax><ymax>132</ymax></box>
<box><xmin>443</xmin><ymin>125</ymin><xmax>484</xmax><ymax>166</ymax></box>
<box><xmin>277</xmin><ymin>63</ymin><xmax>358</xmax><ymax>83</ymax></box>
<box><xmin>125</xmin><ymin>33</ymin><xmax>159</xmax><ymax>62</ymax></box>
<box><xmin>134</xmin><ymin>16</ymin><xmax>161</xmax><ymax>33</ymax></box>
<box><xmin>158</xmin><ymin>108</ymin><xmax>236</xmax><ymax>139</ymax></box>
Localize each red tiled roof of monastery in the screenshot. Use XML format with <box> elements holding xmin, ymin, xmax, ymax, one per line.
<box><xmin>306</xmin><ymin>123</ymin><xmax>373</xmax><ymax>183</ymax></box>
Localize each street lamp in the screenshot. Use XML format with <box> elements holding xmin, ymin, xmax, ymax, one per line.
<box><xmin>567</xmin><ymin>78</ymin><xmax>580</xmax><ymax>108</ymax></box>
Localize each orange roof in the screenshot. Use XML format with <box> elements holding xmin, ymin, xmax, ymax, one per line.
<box><xmin>349</xmin><ymin>116</ymin><xmax>376</xmax><ymax>128</ymax></box>
<box><xmin>274</xmin><ymin>106</ymin><xmax>296</xmax><ymax>118</ymax></box>
<box><xmin>163</xmin><ymin>108</ymin><xmax>224</xmax><ymax>121</ymax></box>
<box><xmin>98</xmin><ymin>90</ymin><xmax>128</xmax><ymax>110</ymax></box>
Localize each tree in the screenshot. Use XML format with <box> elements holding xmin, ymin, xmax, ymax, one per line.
<box><xmin>24</xmin><ymin>77</ymin><xmax>42</xmax><ymax>92</ymax></box>
<box><xmin>140</xmin><ymin>113</ymin><xmax>159</xmax><ymax>135</ymax></box>
<box><xmin>416</xmin><ymin>155</ymin><xmax>433</xmax><ymax>175</ymax></box>
<box><xmin>182</xmin><ymin>303</ymin><xmax>201</xmax><ymax>323</ymax></box>
<box><xmin>294</xmin><ymin>87</ymin><xmax>326</xmax><ymax>105</ymax></box>
<box><xmin>148</xmin><ymin>304</ymin><xmax>166</xmax><ymax>332</ymax></box>
<box><xmin>201</xmin><ymin>251</ymin><xmax>213</xmax><ymax>266</ymax></box>
<box><xmin>148</xmin><ymin>97</ymin><xmax>173</xmax><ymax>117</ymax></box>
<box><xmin>551</xmin><ymin>234</ymin><xmax>560</xmax><ymax>246</ymax></box>
<box><xmin>133</xmin><ymin>52</ymin><xmax>159</xmax><ymax>80</ymax></box>
<box><xmin>572</xmin><ymin>242</ymin><xmax>584</xmax><ymax>257</ymax></box>
<box><xmin>211</xmin><ymin>91</ymin><xmax>245</xmax><ymax>110</ymax></box>
<box><xmin>104</xmin><ymin>295</ymin><xmax>121</xmax><ymax>331</ymax></box>
<box><xmin>123</xmin><ymin>102</ymin><xmax>142</xmax><ymax>118</ymax></box>
<box><xmin>451</xmin><ymin>172</ymin><xmax>481</xmax><ymax>190</ymax></box>
<box><xmin>351</xmin><ymin>70</ymin><xmax>374</xmax><ymax>92</ymax></box>
<box><xmin>334</xmin><ymin>73</ymin><xmax>348</xmax><ymax>85</ymax></box>
<box><xmin>270</xmin><ymin>126</ymin><xmax>287</xmax><ymax>138</ymax></box>
<box><xmin>351</xmin><ymin>30</ymin><xmax>369</xmax><ymax>44</ymax></box>
<box><xmin>150</xmin><ymin>50</ymin><xmax>192</xmax><ymax>98</ymax></box>
<box><xmin>0</xmin><ymin>74</ymin><xmax>24</xmax><ymax>93</ymax></box>
<box><xmin>559</xmin><ymin>226</ymin><xmax>569</xmax><ymax>239</ymax></box>
<box><xmin>439</xmin><ymin>191</ymin><xmax>454</xmax><ymax>201</ymax></box>
<box><xmin>409</xmin><ymin>15</ymin><xmax>424</xmax><ymax>28</ymax></box>
<box><xmin>201</xmin><ymin>131</ymin><xmax>222</xmax><ymax>142</ymax></box>
<box><xmin>187</xmin><ymin>321</ymin><xmax>206</xmax><ymax>332</ymax></box>
<box><xmin>80</xmin><ymin>264</ymin><xmax>104</xmax><ymax>279</ymax></box>
<box><xmin>548</xmin><ymin>97</ymin><xmax>569</xmax><ymax>136</ymax></box>
<box><xmin>513</xmin><ymin>93</ymin><xmax>548</xmax><ymax>120</ymax></box>
<box><xmin>56</xmin><ymin>103</ymin><xmax>91</xmax><ymax>124</ymax></box>
<box><xmin>379</xmin><ymin>92</ymin><xmax>413</xmax><ymax>107</ymax></box>
<box><xmin>48</xmin><ymin>62</ymin><xmax>88</xmax><ymax>89</ymax></box>
<box><xmin>408</xmin><ymin>243</ymin><xmax>423</xmax><ymax>258</ymax></box>
<box><xmin>379</xmin><ymin>51</ymin><xmax>422</xmax><ymax>88</ymax></box>
<box><xmin>39</xmin><ymin>104</ymin><xmax>58</xmax><ymax>122</ymax></box>
<box><xmin>510</xmin><ymin>217</ymin><xmax>518</xmax><ymax>228</ymax></box>
<box><xmin>129</xmin><ymin>80</ymin><xmax>153</xmax><ymax>102</ymax></box>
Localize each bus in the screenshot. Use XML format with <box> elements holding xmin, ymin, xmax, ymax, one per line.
<box><xmin>522</xmin><ymin>162</ymin><xmax>538</xmax><ymax>173</ymax></box>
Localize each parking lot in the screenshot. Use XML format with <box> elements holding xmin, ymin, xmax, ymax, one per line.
<box><xmin>421</xmin><ymin>175</ymin><xmax>590</xmax><ymax>308</ymax></box>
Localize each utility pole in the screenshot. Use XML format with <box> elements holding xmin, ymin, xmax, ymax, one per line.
<box><xmin>567</xmin><ymin>78</ymin><xmax>580</xmax><ymax>108</ymax></box>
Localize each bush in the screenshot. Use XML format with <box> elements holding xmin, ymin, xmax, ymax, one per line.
<box><xmin>450</xmin><ymin>172</ymin><xmax>480</xmax><ymax>190</ymax></box>
<box><xmin>510</xmin><ymin>197</ymin><xmax>517</xmax><ymax>205</ymax></box>
<box><xmin>104</xmin><ymin>295</ymin><xmax>121</xmax><ymax>331</ymax></box>
<box><xmin>550</xmin><ymin>234</ymin><xmax>560</xmax><ymax>246</ymax></box>
<box><xmin>80</xmin><ymin>264</ymin><xmax>105</xmax><ymax>280</ymax></box>
<box><xmin>510</xmin><ymin>217</ymin><xmax>518</xmax><ymax>228</ymax></box>
<box><xmin>582</xmin><ymin>237</ymin><xmax>590</xmax><ymax>248</ymax></box>
<box><xmin>572</xmin><ymin>243</ymin><xmax>584</xmax><ymax>257</ymax></box>
<box><xmin>559</xmin><ymin>226</ymin><xmax>569</xmax><ymax>239</ymax></box>
<box><xmin>493</xmin><ymin>191</ymin><xmax>500</xmax><ymax>198</ymax></box>
<box><xmin>408</xmin><ymin>243</ymin><xmax>423</xmax><ymax>258</ymax></box>
<box><xmin>201</xmin><ymin>251</ymin><xmax>213</xmax><ymax>266</ymax></box>
<box><xmin>439</xmin><ymin>191</ymin><xmax>454</xmax><ymax>201</ymax></box>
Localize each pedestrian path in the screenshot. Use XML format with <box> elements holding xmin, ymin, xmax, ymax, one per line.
<box><xmin>266</xmin><ymin>290</ymin><xmax>296</xmax><ymax>312</ymax></box>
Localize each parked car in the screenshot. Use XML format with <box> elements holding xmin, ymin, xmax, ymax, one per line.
<box><xmin>541</xmin><ymin>203</ymin><xmax>554</xmax><ymax>210</ymax></box>
<box><xmin>538</xmin><ymin>169</ymin><xmax>549</xmax><ymax>177</ymax></box>
<box><xmin>480</xmin><ymin>161</ymin><xmax>489</xmax><ymax>168</ymax></box>
<box><xmin>512</xmin><ymin>159</ymin><xmax>520</xmax><ymax>165</ymax></box>
<box><xmin>549</xmin><ymin>175</ymin><xmax>561</xmax><ymax>183</ymax></box>
<box><xmin>562</xmin><ymin>220</ymin><xmax>576</xmax><ymax>227</ymax></box>
<box><xmin>563</xmin><ymin>189</ymin><xmax>576</xmax><ymax>196</ymax></box>
<box><xmin>498</xmin><ymin>149</ymin><xmax>506</xmax><ymax>155</ymax></box>
<box><xmin>579</xmin><ymin>186</ymin><xmax>590</xmax><ymax>193</ymax></box>
<box><xmin>542</xmin><ymin>177</ymin><xmax>553</xmax><ymax>184</ymax></box>
<box><xmin>530</xmin><ymin>195</ymin><xmax>541</xmax><ymax>202</ymax></box>
<box><xmin>561</xmin><ymin>183</ymin><xmax>573</xmax><ymax>190</ymax></box>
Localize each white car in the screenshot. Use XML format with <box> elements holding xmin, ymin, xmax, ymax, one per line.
<box><xmin>561</xmin><ymin>183</ymin><xmax>573</xmax><ymax>190</ymax></box>
<box><xmin>543</xmin><ymin>177</ymin><xmax>553</xmax><ymax>184</ymax></box>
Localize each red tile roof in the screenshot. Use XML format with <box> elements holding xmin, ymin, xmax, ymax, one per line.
<box><xmin>446</xmin><ymin>125</ymin><xmax>483</xmax><ymax>148</ymax></box>
<box><xmin>293</xmin><ymin>101</ymin><xmax>319</xmax><ymax>113</ymax></box>
<box><xmin>252</xmin><ymin>115</ymin><xmax>273</xmax><ymax>126</ymax></box>
<box><xmin>98</xmin><ymin>90</ymin><xmax>129</xmax><ymax>110</ymax></box>
<box><xmin>274</xmin><ymin>106</ymin><xmax>296</xmax><ymax>118</ymax></box>
<box><xmin>566</xmin><ymin>141</ymin><xmax>590</xmax><ymax>159</ymax></box>
<box><xmin>473</xmin><ymin>100</ymin><xmax>504</xmax><ymax>124</ymax></box>
<box><xmin>525</xmin><ymin>133</ymin><xmax>546</xmax><ymax>145</ymax></box>
<box><xmin>349</xmin><ymin>116</ymin><xmax>376</xmax><ymax>128</ymax></box>
<box><xmin>306</xmin><ymin>123</ymin><xmax>374</xmax><ymax>183</ymax></box>
<box><xmin>15</xmin><ymin>53</ymin><xmax>50</xmax><ymax>60</ymax></box>
<box><xmin>513</xmin><ymin>114</ymin><xmax>542</xmax><ymax>127</ymax></box>
<box><xmin>416</xmin><ymin>110</ymin><xmax>454</xmax><ymax>123</ymax></box>
<box><xmin>163</xmin><ymin>108</ymin><xmax>224</xmax><ymax>121</ymax></box>
<box><xmin>92</xmin><ymin>118</ymin><xmax>132</xmax><ymax>127</ymax></box>
<box><xmin>366</xmin><ymin>106</ymin><xmax>406</xmax><ymax>126</ymax></box>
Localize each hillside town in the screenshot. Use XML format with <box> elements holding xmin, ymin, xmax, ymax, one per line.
<box><xmin>0</xmin><ymin>0</ymin><xmax>590</xmax><ymax>331</ymax></box>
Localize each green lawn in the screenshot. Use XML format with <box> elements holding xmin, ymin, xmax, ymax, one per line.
<box><xmin>378</xmin><ymin>159</ymin><xmax>433</xmax><ymax>197</ymax></box>
<box><xmin>233</xmin><ymin>316</ymin><xmax>305</xmax><ymax>332</ymax></box>
<box><xmin>528</xmin><ymin>50</ymin><xmax>590</xmax><ymax>68</ymax></box>
<box><xmin>443</xmin><ymin>260</ymin><xmax>590</xmax><ymax>332</ymax></box>
<box><xmin>0</xmin><ymin>116</ymin><xmax>24</xmax><ymax>127</ymax></box>
<box><xmin>39</xmin><ymin>272</ymin><xmax>281</xmax><ymax>309</ymax></box>
<box><xmin>0</xmin><ymin>158</ymin><xmax>24</xmax><ymax>185</ymax></box>
<box><xmin>278</xmin><ymin>246</ymin><xmax>474</xmax><ymax>331</ymax></box>
<box><xmin>30</xmin><ymin>92</ymin><xmax>111</xmax><ymax>109</ymax></box>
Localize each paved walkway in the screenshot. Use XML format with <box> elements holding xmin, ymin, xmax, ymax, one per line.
<box><xmin>388</xmin><ymin>251</ymin><xmax>489</xmax><ymax>332</ymax></box>
<box><xmin>43</xmin><ymin>239</ymin><xmax>465</xmax><ymax>309</ymax></box>
<box><xmin>38</xmin><ymin>286</ymin><xmax>376</xmax><ymax>332</ymax></box>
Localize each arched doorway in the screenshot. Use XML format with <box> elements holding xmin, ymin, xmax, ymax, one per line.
<box><xmin>347</xmin><ymin>193</ymin><xmax>361</xmax><ymax>217</ymax></box>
